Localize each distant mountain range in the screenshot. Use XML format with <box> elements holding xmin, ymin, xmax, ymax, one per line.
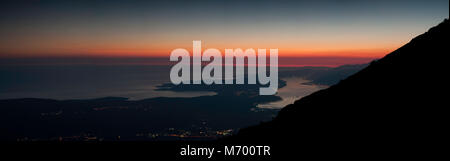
<box><xmin>279</xmin><ymin>63</ymin><xmax>369</xmax><ymax>85</ymax></box>
<box><xmin>229</xmin><ymin>19</ymin><xmax>449</xmax><ymax>159</ymax></box>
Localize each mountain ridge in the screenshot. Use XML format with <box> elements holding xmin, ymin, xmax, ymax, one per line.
<box><xmin>229</xmin><ymin>19</ymin><xmax>449</xmax><ymax>158</ymax></box>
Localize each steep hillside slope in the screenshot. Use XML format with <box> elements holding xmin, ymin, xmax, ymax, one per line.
<box><xmin>232</xmin><ymin>19</ymin><xmax>449</xmax><ymax>158</ymax></box>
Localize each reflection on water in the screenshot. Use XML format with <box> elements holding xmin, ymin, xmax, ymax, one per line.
<box><xmin>0</xmin><ymin>65</ymin><xmax>216</xmax><ymax>100</ymax></box>
<box><xmin>257</xmin><ymin>77</ymin><xmax>327</xmax><ymax>109</ymax></box>
<box><xmin>1</xmin><ymin>66</ymin><xmax>324</xmax><ymax>102</ymax></box>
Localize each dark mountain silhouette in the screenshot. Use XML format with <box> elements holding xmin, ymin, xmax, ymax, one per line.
<box><xmin>229</xmin><ymin>19</ymin><xmax>449</xmax><ymax>158</ymax></box>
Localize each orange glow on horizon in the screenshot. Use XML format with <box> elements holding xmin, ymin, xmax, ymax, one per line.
<box><xmin>0</xmin><ymin>46</ymin><xmax>393</xmax><ymax>59</ymax></box>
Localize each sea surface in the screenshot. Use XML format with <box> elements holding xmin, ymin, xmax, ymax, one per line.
<box><xmin>257</xmin><ymin>77</ymin><xmax>327</xmax><ymax>109</ymax></box>
<box><xmin>0</xmin><ymin>65</ymin><xmax>215</xmax><ymax>100</ymax></box>
<box><xmin>0</xmin><ymin>65</ymin><xmax>324</xmax><ymax>109</ymax></box>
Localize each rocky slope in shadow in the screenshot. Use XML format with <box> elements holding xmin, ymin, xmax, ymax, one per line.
<box><xmin>229</xmin><ymin>19</ymin><xmax>449</xmax><ymax>158</ymax></box>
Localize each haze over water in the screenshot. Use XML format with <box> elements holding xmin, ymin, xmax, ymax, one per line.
<box><xmin>0</xmin><ymin>65</ymin><xmax>216</xmax><ymax>100</ymax></box>
<box><xmin>0</xmin><ymin>64</ymin><xmax>325</xmax><ymax>110</ymax></box>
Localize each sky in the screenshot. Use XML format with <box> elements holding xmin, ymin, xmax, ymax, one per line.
<box><xmin>0</xmin><ymin>0</ymin><xmax>448</xmax><ymax>61</ymax></box>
